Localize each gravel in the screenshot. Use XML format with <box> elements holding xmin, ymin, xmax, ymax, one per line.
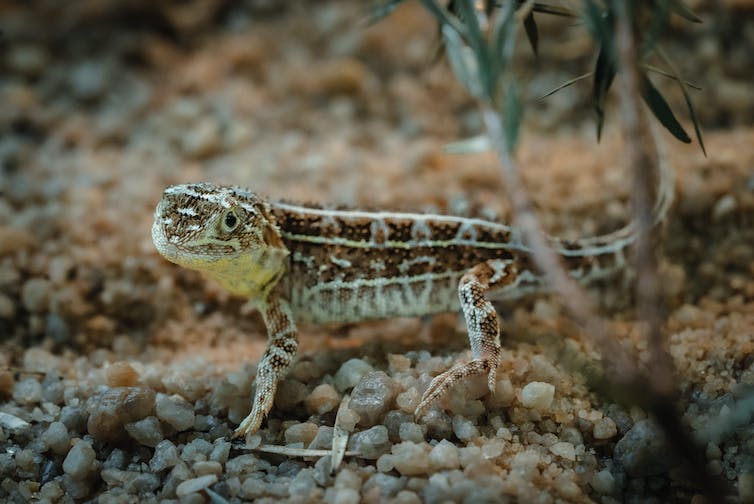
<box><xmin>349</xmin><ymin>371</ymin><xmax>397</xmax><ymax>426</ymax></box>
<box><xmin>62</xmin><ymin>440</ymin><xmax>96</xmax><ymax>479</ymax></box>
<box><xmin>155</xmin><ymin>393</ymin><xmax>195</xmax><ymax>431</ymax></box>
<box><xmin>614</xmin><ymin>419</ymin><xmax>679</xmax><ymax>477</ymax></box>
<box><xmin>334</xmin><ymin>358</ymin><xmax>375</xmax><ymax>392</ymax></box>
<box><xmin>520</xmin><ymin>381</ymin><xmax>555</xmax><ymax>411</ymax></box>
<box><xmin>0</xmin><ymin>1</ymin><xmax>751</xmax><ymax>502</ymax></box>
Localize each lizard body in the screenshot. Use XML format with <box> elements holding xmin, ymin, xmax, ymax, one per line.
<box><xmin>152</xmin><ymin>163</ymin><xmax>673</xmax><ymax>438</ymax></box>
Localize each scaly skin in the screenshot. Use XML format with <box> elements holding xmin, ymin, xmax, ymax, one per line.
<box><xmin>151</xmin><ymin>163</ymin><xmax>672</xmax><ymax>439</ymax></box>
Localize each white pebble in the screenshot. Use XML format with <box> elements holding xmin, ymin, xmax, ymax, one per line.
<box><xmin>13</xmin><ymin>378</ymin><xmax>42</xmax><ymax>405</ymax></box>
<box><xmin>549</xmin><ymin>441</ymin><xmax>576</xmax><ymax>461</ymax></box>
<box><xmin>334</xmin><ymin>359</ymin><xmax>374</xmax><ymax>392</ymax></box>
<box><xmin>398</xmin><ymin>422</ymin><xmax>424</xmax><ymax>443</ymax></box>
<box><xmin>451</xmin><ymin>415</ymin><xmax>479</xmax><ymax>441</ymax></box>
<box><xmin>41</xmin><ymin>421</ymin><xmax>69</xmax><ymax>455</ymax></box>
<box><xmin>63</xmin><ymin>440</ymin><xmax>96</xmax><ymax>479</ymax></box>
<box><xmin>713</xmin><ymin>194</ymin><xmax>737</xmax><ymax>220</ymax></box>
<box><xmin>590</xmin><ymin>469</ymin><xmax>615</xmax><ymax>495</ymax></box>
<box><xmin>481</xmin><ymin>439</ymin><xmax>504</xmax><ymax>459</ymax></box>
<box><xmin>21</xmin><ymin>278</ymin><xmax>50</xmax><ymax>313</ymax></box>
<box><xmin>391</xmin><ymin>442</ymin><xmax>430</xmax><ymax>476</ymax></box>
<box><xmin>176</xmin><ymin>474</ymin><xmax>218</xmax><ymax>497</ymax></box>
<box><xmin>156</xmin><ymin>393</ymin><xmax>195</xmax><ymax>431</ymax></box>
<box><xmin>429</xmin><ymin>440</ymin><xmax>459</xmax><ymax>470</ymax></box>
<box><xmin>520</xmin><ymin>381</ymin><xmax>555</xmax><ymax>411</ymax></box>
<box><xmin>593</xmin><ymin>417</ymin><xmax>618</xmax><ymax>440</ymax></box>
<box><xmin>332</xmin><ymin>488</ymin><xmax>359</xmax><ymax>504</ymax></box>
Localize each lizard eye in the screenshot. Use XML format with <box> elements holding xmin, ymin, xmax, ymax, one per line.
<box><xmin>222</xmin><ymin>210</ymin><xmax>239</xmax><ymax>232</ymax></box>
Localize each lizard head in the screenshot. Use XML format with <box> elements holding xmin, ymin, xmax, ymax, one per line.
<box><xmin>152</xmin><ymin>183</ymin><xmax>288</xmax><ymax>301</ymax></box>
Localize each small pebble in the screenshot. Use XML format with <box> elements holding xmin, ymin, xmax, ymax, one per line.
<box><xmin>593</xmin><ymin>417</ymin><xmax>618</xmax><ymax>440</ymax></box>
<box><xmin>209</xmin><ymin>440</ymin><xmax>231</xmax><ymax>464</ymax></box>
<box><xmin>41</xmin><ymin>421</ymin><xmax>70</xmax><ymax>455</ymax></box>
<box><xmin>176</xmin><ymin>474</ymin><xmax>218</xmax><ymax>498</ymax></box>
<box><xmin>520</xmin><ymin>381</ymin><xmax>555</xmax><ymax>411</ymax></box>
<box><xmin>590</xmin><ymin>468</ymin><xmax>615</xmax><ymax>495</ymax></box>
<box><xmin>399</xmin><ymin>422</ymin><xmax>424</xmax><ymax>443</ymax></box>
<box><xmin>87</xmin><ymin>387</ymin><xmax>156</xmax><ymax>442</ymax></box>
<box><xmin>305</xmin><ymin>383</ymin><xmax>340</xmax><ymax>414</ymax></box>
<box><xmin>0</xmin><ymin>293</ymin><xmax>15</xmax><ymax>319</ymax></box>
<box><xmin>285</xmin><ymin>422</ymin><xmax>319</xmax><ymax>446</ymax></box>
<box><xmin>6</xmin><ymin>44</ymin><xmax>49</xmax><ymax>77</ymax></box>
<box><xmin>428</xmin><ymin>440</ymin><xmax>459</xmax><ymax>470</ymax></box>
<box><xmin>395</xmin><ymin>388</ymin><xmax>420</xmax><ymax>413</ymax></box>
<box><xmin>125</xmin><ymin>416</ymin><xmax>163</xmax><ymax>447</ymax></box>
<box><xmin>156</xmin><ymin>393</ymin><xmax>195</xmax><ymax>431</ymax></box>
<box><xmin>451</xmin><ymin>415</ymin><xmax>479</xmax><ymax>442</ymax></box>
<box><xmin>21</xmin><ymin>278</ymin><xmax>50</xmax><ymax>313</ymax></box>
<box><xmin>388</xmin><ymin>354</ymin><xmax>411</xmax><ymax>373</ymax></box>
<box><xmin>348</xmin><ymin>425</ymin><xmax>390</xmax><ymax>459</ymax></box>
<box><xmin>331</xmin><ymin>487</ymin><xmax>360</xmax><ymax>504</ymax></box>
<box><xmin>13</xmin><ymin>378</ymin><xmax>43</xmax><ymax>405</ymax></box>
<box><xmin>391</xmin><ymin>442</ymin><xmax>430</xmax><ymax>476</ymax></box>
<box><xmin>481</xmin><ymin>439</ymin><xmax>504</xmax><ymax>459</ymax></box>
<box><xmin>193</xmin><ymin>460</ymin><xmax>222</xmax><ymax>477</ymax></box>
<box><xmin>349</xmin><ymin>371</ymin><xmax>397</xmax><ymax>426</ymax></box>
<box><xmin>334</xmin><ymin>359</ymin><xmax>374</xmax><ymax>392</ymax></box>
<box><xmin>225</xmin><ymin>454</ymin><xmax>257</xmax><ymax>476</ymax></box>
<box><xmin>106</xmin><ymin>362</ymin><xmax>139</xmax><ymax>387</ymax></box>
<box><xmin>62</xmin><ymin>440</ymin><xmax>96</xmax><ymax>479</ymax></box>
<box><xmin>69</xmin><ymin>60</ymin><xmax>110</xmax><ymax>101</ymax></box>
<box><xmin>614</xmin><ymin>419</ymin><xmax>677</xmax><ymax>477</ymax></box>
<box><xmin>150</xmin><ymin>440</ymin><xmax>180</xmax><ymax>472</ymax></box>
<box><xmin>549</xmin><ymin>441</ymin><xmax>576</xmax><ymax>461</ymax></box>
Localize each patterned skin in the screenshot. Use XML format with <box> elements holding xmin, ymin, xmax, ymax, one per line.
<box><xmin>151</xmin><ymin>163</ymin><xmax>672</xmax><ymax>438</ymax></box>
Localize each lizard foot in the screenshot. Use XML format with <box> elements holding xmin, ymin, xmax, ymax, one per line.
<box><xmin>232</xmin><ymin>408</ymin><xmax>264</xmax><ymax>440</ymax></box>
<box><xmin>414</xmin><ymin>357</ymin><xmax>498</xmax><ymax>421</ymax></box>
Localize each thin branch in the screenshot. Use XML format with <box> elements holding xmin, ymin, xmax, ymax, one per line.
<box><xmin>613</xmin><ymin>5</ymin><xmax>727</xmax><ymax>499</ymax></box>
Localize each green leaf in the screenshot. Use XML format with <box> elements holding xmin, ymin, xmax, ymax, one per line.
<box><xmin>541</xmin><ymin>71</ymin><xmax>594</xmax><ymax>99</ymax></box>
<box><xmin>503</xmin><ymin>80</ymin><xmax>523</xmax><ymax>152</ymax></box>
<box><xmin>529</xmin><ymin>2</ymin><xmax>576</xmax><ymax>17</ymax></box>
<box><xmin>639</xmin><ymin>73</ymin><xmax>692</xmax><ymax>143</ymax></box>
<box><xmin>419</xmin><ymin>0</ymin><xmax>468</xmax><ymax>39</ymax></box>
<box><xmin>455</xmin><ymin>0</ymin><xmax>493</xmax><ymax>97</ymax></box>
<box><xmin>491</xmin><ymin>0</ymin><xmax>517</xmax><ymax>84</ymax></box>
<box><xmin>442</xmin><ymin>25</ymin><xmax>484</xmax><ymax>99</ymax></box>
<box><xmin>642</xmin><ymin>64</ymin><xmax>701</xmax><ymax>90</ymax></box>
<box><xmin>592</xmin><ymin>45</ymin><xmax>616</xmax><ymax>141</ymax></box>
<box><xmin>523</xmin><ymin>11</ymin><xmax>539</xmax><ymax>55</ymax></box>
<box><xmin>582</xmin><ymin>0</ymin><xmax>614</xmax><ymax>61</ymax></box>
<box><xmin>456</xmin><ymin>0</ymin><xmax>484</xmax><ymax>52</ymax></box>
<box><xmin>668</xmin><ymin>0</ymin><xmax>702</xmax><ymax>23</ymax></box>
<box><xmin>656</xmin><ymin>46</ymin><xmax>706</xmax><ymax>154</ymax></box>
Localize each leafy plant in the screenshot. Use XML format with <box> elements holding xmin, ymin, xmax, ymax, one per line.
<box><xmin>373</xmin><ymin>0</ymin><xmax>705</xmax><ymax>153</ymax></box>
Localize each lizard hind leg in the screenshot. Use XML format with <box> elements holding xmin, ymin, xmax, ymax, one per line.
<box><xmin>233</xmin><ymin>297</ymin><xmax>299</xmax><ymax>440</ymax></box>
<box><xmin>415</xmin><ymin>259</ymin><xmax>517</xmax><ymax>421</ymax></box>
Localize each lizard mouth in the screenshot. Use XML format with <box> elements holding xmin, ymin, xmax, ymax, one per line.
<box><xmin>151</xmin><ymin>217</ymin><xmax>179</xmax><ymax>263</ymax></box>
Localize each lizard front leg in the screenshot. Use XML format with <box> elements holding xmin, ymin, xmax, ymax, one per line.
<box><xmin>234</xmin><ymin>295</ymin><xmax>299</xmax><ymax>439</ymax></box>
<box><xmin>415</xmin><ymin>258</ymin><xmax>518</xmax><ymax>420</ymax></box>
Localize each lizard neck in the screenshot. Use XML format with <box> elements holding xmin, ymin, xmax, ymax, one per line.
<box><xmin>200</xmin><ymin>246</ymin><xmax>289</xmax><ymax>305</ymax></box>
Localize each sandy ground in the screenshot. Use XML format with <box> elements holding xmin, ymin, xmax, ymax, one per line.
<box><xmin>1</xmin><ymin>1</ymin><xmax>753</xmax><ymax>503</ymax></box>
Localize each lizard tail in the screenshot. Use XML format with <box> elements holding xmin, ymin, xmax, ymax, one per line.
<box><xmin>555</xmin><ymin>134</ymin><xmax>675</xmax><ymax>258</ymax></box>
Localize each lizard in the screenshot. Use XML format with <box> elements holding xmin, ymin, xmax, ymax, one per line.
<box><xmin>151</xmin><ymin>158</ymin><xmax>673</xmax><ymax>440</ymax></box>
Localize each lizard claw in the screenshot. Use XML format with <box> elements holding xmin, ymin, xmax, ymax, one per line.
<box><xmin>414</xmin><ymin>358</ymin><xmax>497</xmax><ymax>421</ymax></box>
<box><xmin>232</xmin><ymin>377</ymin><xmax>277</xmax><ymax>441</ymax></box>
